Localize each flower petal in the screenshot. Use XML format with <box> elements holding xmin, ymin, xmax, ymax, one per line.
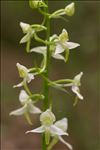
<box><xmin>55</xmin><ymin>118</ymin><xmax>68</xmax><ymax>132</ymax></box>
<box><xmin>19</xmin><ymin>90</ymin><xmax>29</xmax><ymax>104</ymax></box>
<box><xmin>13</xmin><ymin>82</ymin><xmax>23</xmax><ymax>88</ymax></box>
<box><xmin>55</xmin><ymin>43</ymin><xmax>64</xmax><ymax>54</ymax></box>
<box><xmin>28</xmin><ymin>102</ymin><xmax>42</xmax><ymax>114</ymax></box>
<box><xmin>72</xmin><ymin>85</ymin><xmax>83</xmax><ymax>100</ymax></box>
<box><xmin>59</xmin><ymin>136</ymin><xmax>73</xmax><ymax>150</ymax></box>
<box><xmin>74</xmin><ymin>72</ymin><xmax>83</xmax><ymax>82</ymax></box>
<box><xmin>9</xmin><ymin>105</ymin><xmax>27</xmax><ymax>116</ymax></box>
<box><xmin>67</xmin><ymin>42</ymin><xmax>80</xmax><ymax>49</ymax></box>
<box><xmin>26</xmin><ymin>125</ymin><xmax>44</xmax><ymax>134</ymax></box>
<box><xmin>30</xmin><ymin>46</ymin><xmax>46</xmax><ymax>55</ymax></box>
<box><xmin>20</xmin><ymin>32</ymin><xmax>31</xmax><ymax>43</ymax></box>
<box><xmin>52</xmin><ymin>54</ymin><xmax>65</xmax><ymax>61</ymax></box>
<box><xmin>50</xmin><ymin>125</ymin><xmax>68</xmax><ymax>136</ymax></box>
<box><xmin>26</xmin><ymin>73</ymin><xmax>34</xmax><ymax>83</ymax></box>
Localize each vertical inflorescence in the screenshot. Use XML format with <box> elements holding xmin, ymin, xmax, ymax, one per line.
<box><xmin>10</xmin><ymin>1</ymin><xmax>83</xmax><ymax>149</ymax></box>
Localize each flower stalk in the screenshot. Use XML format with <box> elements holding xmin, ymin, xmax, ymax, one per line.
<box><xmin>10</xmin><ymin>1</ymin><xmax>83</xmax><ymax>149</ymax></box>
<box><xmin>42</xmin><ymin>0</ymin><xmax>50</xmax><ymax>149</ymax></box>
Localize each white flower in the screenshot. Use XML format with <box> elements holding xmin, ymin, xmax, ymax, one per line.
<box><xmin>10</xmin><ymin>90</ymin><xmax>42</xmax><ymax>116</ymax></box>
<box><xmin>26</xmin><ymin>109</ymin><xmax>70</xmax><ymax>146</ymax></box>
<box><xmin>63</xmin><ymin>72</ymin><xmax>83</xmax><ymax>100</ymax></box>
<box><xmin>65</xmin><ymin>2</ymin><xmax>75</xmax><ymax>16</ymax></box>
<box><xmin>72</xmin><ymin>72</ymin><xmax>83</xmax><ymax>100</ymax></box>
<box><xmin>51</xmin><ymin>29</ymin><xmax>80</xmax><ymax>62</ymax></box>
<box><xmin>13</xmin><ymin>63</ymin><xmax>34</xmax><ymax>88</ymax></box>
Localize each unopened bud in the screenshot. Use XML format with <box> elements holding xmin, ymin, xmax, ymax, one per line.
<box><xmin>65</xmin><ymin>2</ymin><xmax>75</xmax><ymax>16</ymax></box>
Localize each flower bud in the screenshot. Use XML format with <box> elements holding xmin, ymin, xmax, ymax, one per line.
<box><xmin>29</xmin><ymin>0</ymin><xmax>47</xmax><ymax>9</ymax></box>
<box><xmin>40</xmin><ymin>109</ymin><xmax>56</xmax><ymax>126</ymax></box>
<box><xmin>65</xmin><ymin>2</ymin><xmax>75</xmax><ymax>16</ymax></box>
<box><xmin>59</xmin><ymin>29</ymin><xmax>69</xmax><ymax>43</ymax></box>
<box><xmin>20</xmin><ymin>22</ymin><xmax>30</xmax><ymax>34</ymax></box>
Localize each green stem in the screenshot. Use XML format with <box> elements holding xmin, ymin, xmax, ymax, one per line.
<box><xmin>42</xmin><ymin>0</ymin><xmax>50</xmax><ymax>149</ymax></box>
<box><xmin>24</xmin><ymin>83</ymin><xmax>32</xmax><ymax>96</ymax></box>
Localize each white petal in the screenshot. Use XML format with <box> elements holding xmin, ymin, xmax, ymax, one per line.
<box><xmin>72</xmin><ymin>86</ymin><xmax>83</xmax><ymax>100</ymax></box>
<box><xmin>20</xmin><ymin>32</ymin><xmax>31</xmax><ymax>43</ymax></box>
<box><xmin>52</xmin><ymin>54</ymin><xmax>65</xmax><ymax>61</ymax></box>
<box><xmin>55</xmin><ymin>43</ymin><xmax>64</xmax><ymax>54</ymax></box>
<box><xmin>59</xmin><ymin>136</ymin><xmax>73</xmax><ymax>150</ymax></box>
<box><xmin>30</xmin><ymin>46</ymin><xmax>46</xmax><ymax>55</ymax></box>
<box><xmin>74</xmin><ymin>72</ymin><xmax>83</xmax><ymax>81</ymax></box>
<box><xmin>26</xmin><ymin>126</ymin><xmax>45</xmax><ymax>134</ymax></box>
<box><xmin>28</xmin><ymin>102</ymin><xmax>42</xmax><ymax>114</ymax></box>
<box><xmin>9</xmin><ymin>105</ymin><xmax>27</xmax><ymax>116</ymax></box>
<box><xmin>19</xmin><ymin>90</ymin><xmax>29</xmax><ymax>104</ymax></box>
<box><xmin>16</xmin><ymin>63</ymin><xmax>28</xmax><ymax>73</ymax></box>
<box><xmin>26</xmin><ymin>73</ymin><xmax>34</xmax><ymax>83</ymax></box>
<box><xmin>67</xmin><ymin>42</ymin><xmax>80</xmax><ymax>49</ymax></box>
<box><xmin>55</xmin><ymin>118</ymin><xmax>68</xmax><ymax>132</ymax></box>
<box><xmin>20</xmin><ymin>22</ymin><xmax>30</xmax><ymax>33</ymax></box>
<box><xmin>50</xmin><ymin>125</ymin><xmax>68</xmax><ymax>136</ymax></box>
<box><xmin>13</xmin><ymin>82</ymin><xmax>23</xmax><ymax>88</ymax></box>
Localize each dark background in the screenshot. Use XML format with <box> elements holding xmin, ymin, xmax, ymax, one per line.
<box><xmin>1</xmin><ymin>1</ymin><xmax>100</xmax><ymax>150</ymax></box>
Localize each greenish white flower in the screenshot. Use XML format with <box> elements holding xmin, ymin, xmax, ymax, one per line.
<box><xmin>62</xmin><ymin>72</ymin><xmax>83</xmax><ymax>100</ymax></box>
<box><xmin>49</xmin><ymin>2</ymin><xmax>75</xmax><ymax>19</ymax></box>
<box><xmin>13</xmin><ymin>63</ymin><xmax>34</xmax><ymax>88</ymax></box>
<box><xmin>26</xmin><ymin>109</ymin><xmax>70</xmax><ymax>147</ymax></box>
<box><xmin>29</xmin><ymin>0</ymin><xmax>47</xmax><ymax>9</ymax></box>
<box><xmin>30</xmin><ymin>29</ymin><xmax>79</xmax><ymax>62</ymax></box>
<box><xmin>51</xmin><ymin>29</ymin><xmax>80</xmax><ymax>62</ymax></box>
<box><xmin>65</xmin><ymin>2</ymin><xmax>75</xmax><ymax>16</ymax></box>
<box><xmin>20</xmin><ymin>22</ymin><xmax>47</xmax><ymax>52</ymax></box>
<box><xmin>71</xmin><ymin>72</ymin><xmax>83</xmax><ymax>100</ymax></box>
<box><xmin>10</xmin><ymin>90</ymin><xmax>42</xmax><ymax>116</ymax></box>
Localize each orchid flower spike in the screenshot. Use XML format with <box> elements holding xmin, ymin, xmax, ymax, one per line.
<box><xmin>26</xmin><ymin>109</ymin><xmax>72</xmax><ymax>149</ymax></box>
<box><xmin>51</xmin><ymin>29</ymin><xmax>80</xmax><ymax>62</ymax></box>
<box><xmin>10</xmin><ymin>90</ymin><xmax>42</xmax><ymax>116</ymax></box>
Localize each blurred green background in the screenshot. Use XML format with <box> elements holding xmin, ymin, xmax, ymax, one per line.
<box><xmin>1</xmin><ymin>1</ymin><xmax>100</xmax><ymax>150</ymax></box>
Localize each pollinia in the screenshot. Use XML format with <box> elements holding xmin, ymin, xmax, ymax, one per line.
<box><xmin>10</xmin><ymin>1</ymin><xmax>83</xmax><ymax>149</ymax></box>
